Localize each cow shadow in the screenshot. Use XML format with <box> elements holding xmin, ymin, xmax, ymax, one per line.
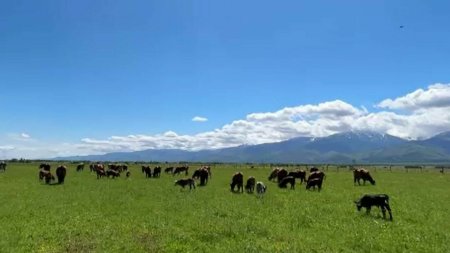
<box><xmin>358</xmin><ymin>211</ymin><xmax>393</xmax><ymax>222</ymax></box>
<box><xmin>47</xmin><ymin>182</ymin><xmax>64</xmax><ymax>186</ymax></box>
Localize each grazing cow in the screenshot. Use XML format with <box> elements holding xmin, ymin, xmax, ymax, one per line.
<box><xmin>230</xmin><ymin>172</ymin><xmax>244</xmax><ymax>193</ymax></box>
<box><xmin>76</xmin><ymin>163</ymin><xmax>84</xmax><ymax>172</ymax></box>
<box><xmin>173</xmin><ymin>166</ymin><xmax>189</xmax><ymax>176</ymax></box>
<box><xmin>0</xmin><ymin>162</ymin><xmax>6</xmax><ymax>172</ymax></box>
<box><xmin>353</xmin><ymin>169</ymin><xmax>376</xmax><ymax>185</ymax></box>
<box><xmin>278</xmin><ymin>176</ymin><xmax>295</xmax><ymax>189</ymax></box>
<box><xmin>126</xmin><ymin>171</ymin><xmax>131</xmax><ymax>178</ymax></box>
<box><xmin>174</xmin><ymin>178</ymin><xmax>196</xmax><ymax>190</ymax></box>
<box><xmin>106</xmin><ymin>170</ymin><xmax>120</xmax><ymax>179</ymax></box>
<box><xmin>288</xmin><ymin>170</ymin><xmax>306</xmax><ymax>184</ymax></box>
<box><xmin>192</xmin><ymin>168</ymin><xmax>209</xmax><ymax>186</ymax></box>
<box><xmin>142</xmin><ymin>166</ymin><xmax>152</xmax><ymax>178</ymax></box>
<box><xmin>277</xmin><ymin>169</ymin><xmax>288</xmax><ymax>183</ymax></box>
<box><xmin>306</xmin><ymin>171</ymin><xmax>325</xmax><ymax>191</ymax></box>
<box><xmin>245</xmin><ymin>176</ymin><xmax>256</xmax><ymax>193</ymax></box>
<box><xmin>56</xmin><ymin>165</ymin><xmax>67</xmax><ymax>184</ymax></box>
<box><xmin>306</xmin><ymin>178</ymin><xmax>323</xmax><ymax>191</ymax></box>
<box><xmin>355</xmin><ymin>194</ymin><xmax>393</xmax><ymax>220</ymax></box>
<box><xmin>256</xmin><ymin>181</ymin><xmax>267</xmax><ymax>197</ymax></box>
<box><xmin>268</xmin><ymin>168</ymin><xmax>280</xmax><ymax>181</ymax></box>
<box><xmin>165</xmin><ymin>167</ymin><xmax>174</xmax><ymax>174</ymax></box>
<box><xmin>153</xmin><ymin>166</ymin><xmax>161</xmax><ymax>178</ymax></box>
<box><xmin>192</xmin><ymin>169</ymin><xmax>202</xmax><ymax>179</ymax></box>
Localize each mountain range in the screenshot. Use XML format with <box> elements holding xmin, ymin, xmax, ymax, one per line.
<box><xmin>55</xmin><ymin>131</ymin><xmax>450</xmax><ymax>163</ymax></box>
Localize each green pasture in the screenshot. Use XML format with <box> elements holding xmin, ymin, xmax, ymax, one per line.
<box><xmin>0</xmin><ymin>163</ymin><xmax>449</xmax><ymax>252</ymax></box>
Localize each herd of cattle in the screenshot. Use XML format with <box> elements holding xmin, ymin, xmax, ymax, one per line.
<box><xmin>17</xmin><ymin>162</ymin><xmax>391</xmax><ymax>220</ymax></box>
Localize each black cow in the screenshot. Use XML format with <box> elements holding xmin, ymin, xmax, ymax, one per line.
<box><xmin>175</xmin><ymin>178</ymin><xmax>196</xmax><ymax>190</ymax></box>
<box><xmin>153</xmin><ymin>166</ymin><xmax>161</xmax><ymax>178</ymax></box>
<box><xmin>355</xmin><ymin>194</ymin><xmax>393</xmax><ymax>220</ymax></box>
<box><xmin>0</xmin><ymin>162</ymin><xmax>6</xmax><ymax>172</ymax></box>
<box><xmin>142</xmin><ymin>166</ymin><xmax>152</xmax><ymax>178</ymax></box>
<box><xmin>306</xmin><ymin>171</ymin><xmax>325</xmax><ymax>191</ymax></box>
<box><xmin>165</xmin><ymin>167</ymin><xmax>174</xmax><ymax>174</ymax></box>
<box><xmin>306</xmin><ymin>178</ymin><xmax>323</xmax><ymax>191</ymax></box>
<box><xmin>56</xmin><ymin>165</ymin><xmax>67</xmax><ymax>184</ymax></box>
<box><xmin>353</xmin><ymin>169</ymin><xmax>376</xmax><ymax>185</ymax></box>
<box><xmin>192</xmin><ymin>169</ymin><xmax>202</xmax><ymax>180</ymax></box>
<box><xmin>230</xmin><ymin>172</ymin><xmax>244</xmax><ymax>193</ymax></box>
<box><xmin>278</xmin><ymin>176</ymin><xmax>295</xmax><ymax>189</ymax></box>
<box><xmin>268</xmin><ymin>168</ymin><xmax>280</xmax><ymax>181</ymax></box>
<box><xmin>76</xmin><ymin>163</ymin><xmax>84</xmax><ymax>172</ymax></box>
<box><xmin>106</xmin><ymin>170</ymin><xmax>120</xmax><ymax>179</ymax></box>
<box><xmin>173</xmin><ymin>166</ymin><xmax>189</xmax><ymax>176</ymax></box>
<box><xmin>126</xmin><ymin>171</ymin><xmax>131</xmax><ymax>178</ymax></box>
<box><xmin>288</xmin><ymin>170</ymin><xmax>306</xmax><ymax>184</ymax></box>
<box><xmin>245</xmin><ymin>176</ymin><xmax>256</xmax><ymax>193</ymax></box>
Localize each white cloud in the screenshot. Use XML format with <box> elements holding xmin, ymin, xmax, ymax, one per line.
<box><xmin>192</xmin><ymin>116</ymin><xmax>208</xmax><ymax>122</ymax></box>
<box><xmin>377</xmin><ymin>83</ymin><xmax>450</xmax><ymax>111</ymax></box>
<box><xmin>0</xmin><ymin>146</ymin><xmax>15</xmax><ymax>151</ymax></box>
<box><xmin>21</xmin><ymin>133</ymin><xmax>31</xmax><ymax>139</ymax></box>
<box><xmin>2</xmin><ymin>83</ymin><xmax>450</xmax><ymax>159</ymax></box>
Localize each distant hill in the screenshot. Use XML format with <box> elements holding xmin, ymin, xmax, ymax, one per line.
<box><xmin>55</xmin><ymin>131</ymin><xmax>450</xmax><ymax>163</ymax></box>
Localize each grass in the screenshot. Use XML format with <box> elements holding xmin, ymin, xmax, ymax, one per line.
<box><xmin>0</xmin><ymin>163</ymin><xmax>449</xmax><ymax>252</ymax></box>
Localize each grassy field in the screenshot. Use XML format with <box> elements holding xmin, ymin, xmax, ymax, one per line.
<box><xmin>0</xmin><ymin>163</ymin><xmax>449</xmax><ymax>253</ymax></box>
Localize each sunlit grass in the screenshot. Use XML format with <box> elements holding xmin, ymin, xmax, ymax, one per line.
<box><xmin>0</xmin><ymin>163</ymin><xmax>449</xmax><ymax>252</ymax></box>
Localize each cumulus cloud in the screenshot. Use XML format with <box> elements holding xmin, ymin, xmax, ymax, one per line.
<box><xmin>2</xmin><ymin>83</ymin><xmax>450</xmax><ymax>159</ymax></box>
<box><xmin>377</xmin><ymin>83</ymin><xmax>450</xmax><ymax>111</ymax></box>
<box><xmin>192</xmin><ymin>116</ymin><xmax>208</xmax><ymax>122</ymax></box>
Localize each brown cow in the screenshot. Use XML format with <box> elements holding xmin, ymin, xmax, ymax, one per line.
<box><xmin>175</xmin><ymin>178</ymin><xmax>196</xmax><ymax>190</ymax></box>
<box><xmin>245</xmin><ymin>176</ymin><xmax>256</xmax><ymax>193</ymax></box>
<box><xmin>353</xmin><ymin>168</ymin><xmax>375</xmax><ymax>185</ymax></box>
<box><xmin>40</xmin><ymin>170</ymin><xmax>55</xmax><ymax>184</ymax></box>
<box><xmin>230</xmin><ymin>172</ymin><xmax>244</xmax><ymax>193</ymax></box>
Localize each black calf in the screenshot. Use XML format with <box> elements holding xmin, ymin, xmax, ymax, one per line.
<box><xmin>355</xmin><ymin>194</ymin><xmax>393</xmax><ymax>220</ymax></box>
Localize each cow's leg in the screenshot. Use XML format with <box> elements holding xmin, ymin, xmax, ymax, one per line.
<box><xmin>366</xmin><ymin>207</ymin><xmax>371</xmax><ymax>215</ymax></box>
<box><xmin>381</xmin><ymin>206</ymin><xmax>387</xmax><ymax>219</ymax></box>
<box><xmin>385</xmin><ymin>204</ymin><xmax>393</xmax><ymax>220</ymax></box>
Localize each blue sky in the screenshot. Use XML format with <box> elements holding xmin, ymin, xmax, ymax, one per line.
<box><xmin>1</xmin><ymin>1</ymin><xmax>450</xmax><ymax>158</ymax></box>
